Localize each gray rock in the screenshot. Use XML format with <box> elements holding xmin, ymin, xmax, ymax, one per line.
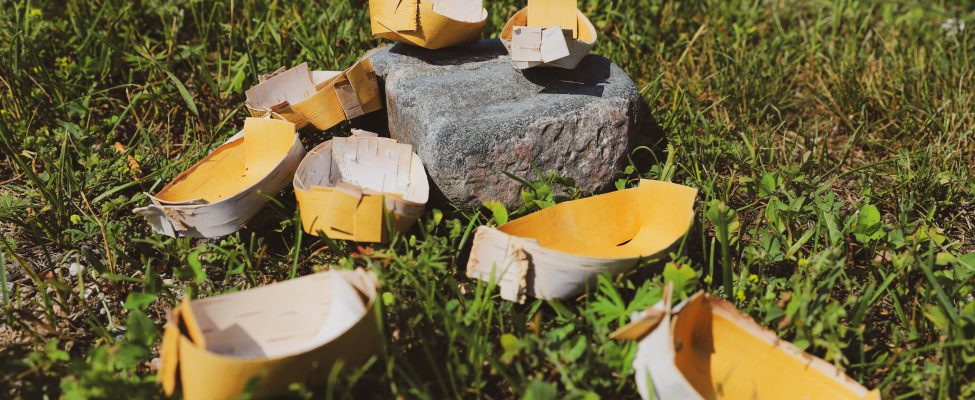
<box><xmin>364</xmin><ymin>39</ymin><xmax>649</xmax><ymax>210</ymax></box>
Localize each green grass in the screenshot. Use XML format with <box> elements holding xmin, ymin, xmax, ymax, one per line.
<box><xmin>1</xmin><ymin>0</ymin><xmax>974</xmax><ymax>398</ymax></box>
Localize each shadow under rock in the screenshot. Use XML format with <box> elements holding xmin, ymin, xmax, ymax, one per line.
<box><xmin>629</xmin><ymin>105</ymin><xmax>669</xmax><ymax>173</ymax></box>
<box><xmin>423</xmin><ymin>172</ymin><xmax>455</xmax><ymax>215</ymax></box>
<box><xmin>350</xmin><ymin>100</ymin><xmax>391</xmax><ymax>137</ymax></box>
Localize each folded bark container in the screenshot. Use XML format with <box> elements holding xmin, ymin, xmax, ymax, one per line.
<box><xmin>500</xmin><ymin>0</ymin><xmax>597</xmax><ymax>70</ymax></box>
<box><xmin>611</xmin><ymin>288</ymin><xmax>881</xmax><ymax>400</ymax></box>
<box><xmin>369</xmin><ymin>0</ymin><xmax>486</xmax><ymax>49</ymax></box>
<box><xmin>133</xmin><ymin>118</ymin><xmax>305</xmax><ymax>238</ymax></box>
<box><xmin>245</xmin><ymin>60</ymin><xmax>382</xmax><ymax>131</ymax></box>
<box><xmin>293</xmin><ymin>130</ymin><xmax>429</xmax><ymax>243</ymax></box>
<box><xmin>160</xmin><ymin>268</ymin><xmax>380</xmax><ymax>400</ymax></box>
<box><xmin>467</xmin><ymin>180</ymin><xmax>696</xmax><ymax>302</ymax></box>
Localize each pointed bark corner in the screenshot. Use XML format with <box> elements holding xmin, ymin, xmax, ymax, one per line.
<box><xmin>615</xmin><ymin>290</ymin><xmax>881</xmax><ymax>400</ymax></box>
<box><xmin>293</xmin><ymin>133</ymin><xmax>429</xmax><ymax>243</ymax></box>
<box><xmin>467</xmin><ymin>180</ymin><xmax>698</xmax><ymax>302</ymax></box>
<box><xmin>500</xmin><ymin>1</ymin><xmax>597</xmax><ymax>70</ymax></box>
<box><xmin>245</xmin><ymin>60</ymin><xmax>382</xmax><ymax>131</ymax></box>
<box><xmin>369</xmin><ymin>0</ymin><xmax>486</xmax><ymax>50</ymax></box>
<box><xmin>158</xmin><ymin>269</ymin><xmax>380</xmax><ymax>400</ymax></box>
<box><xmin>133</xmin><ymin>118</ymin><xmax>305</xmax><ymax>238</ymax></box>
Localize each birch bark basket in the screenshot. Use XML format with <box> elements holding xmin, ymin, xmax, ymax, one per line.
<box><xmin>245</xmin><ymin>60</ymin><xmax>382</xmax><ymax>131</ymax></box>
<box><xmin>610</xmin><ymin>287</ymin><xmax>881</xmax><ymax>400</ymax></box>
<box><xmin>369</xmin><ymin>0</ymin><xmax>486</xmax><ymax>49</ymax></box>
<box><xmin>500</xmin><ymin>1</ymin><xmax>598</xmax><ymax>70</ymax></box>
<box><xmin>467</xmin><ymin>180</ymin><xmax>697</xmax><ymax>303</ymax></box>
<box><xmin>133</xmin><ymin>118</ymin><xmax>305</xmax><ymax>238</ymax></box>
<box><xmin>293</xmin><ymin>130</ymin><xmax>429</xmax><ymax>243</ymax></box>
<box><xmin>159</xmin><ymin>268</ymin><xmax>380</xmax><ymax>400</ymax></box>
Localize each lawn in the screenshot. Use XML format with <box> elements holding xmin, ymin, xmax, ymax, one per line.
<box><xmin>1</xmin><ymin>0</ymin><xmax>974</xmax><ymax>398</ymax></box>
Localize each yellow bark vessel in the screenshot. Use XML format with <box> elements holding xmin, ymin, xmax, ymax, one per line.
<box><xmin>500</xmin><ymin>0</ymin><xmax>597</xmax><ymax>69</ymax></box>
<box><xmin>611</xmin><ymin>287</ymin><xmax>881</xmax><ymax>400</ymax></box>
<box><xmin>160</xmin><ymin>269</ymin><xmax>380</xmax><ymax>400</ymax></box>
<box><xmin>369</xmin><ymin>0</ymin><xmax>486</xmax><ymax>49</ymax></box>
<box><xmin>467</xmin><ymin>180</ymin><xmax>696</xmax><ymax>302</ymax></box>
<box><xmin>246</xmin><ymin>60</ymin><xmax>382</xmax><ymax>131</ymax></box>
<box><xmin>133</xmin><ymin>118</ymin><xmax>305</xmax><ymax>238</ymax></box>
<box><xmin>294</xmin><ymin>131</ymin><xmax>429</xmax><ymax>243</ymax></box>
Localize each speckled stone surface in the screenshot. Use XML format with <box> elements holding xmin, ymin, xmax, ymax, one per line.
<box><xmin>365</xmin><ymin>39</ymin><xmax>648</xmax><ymax>209</ymax></box>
